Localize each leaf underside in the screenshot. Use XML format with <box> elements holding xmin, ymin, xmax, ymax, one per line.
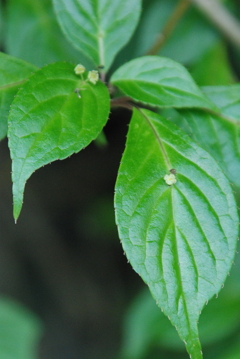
<box><xmin>8</xmin><ymin>61</ymin><xmax>110</xmax><ymax>220</ymax></box>
<box><xmin>114</xmin><ymin>108</ymin><xmax>238</xmax><ymax>359</ymax></box>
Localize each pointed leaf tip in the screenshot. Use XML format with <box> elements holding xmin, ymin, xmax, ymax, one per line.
<box><xmin>114</xmin><ymin>108</ymin><xmax>238</xmax><ymax>359</ymax></box>
<box><xmin>8</xmin><ymin>61</ymin><xmax>110</xmax><ymax>219</ymax></box>
<box><xmin>53</xmin><ymin>0</ymin><xmax>141</xmax><ymax>70</ymax></box>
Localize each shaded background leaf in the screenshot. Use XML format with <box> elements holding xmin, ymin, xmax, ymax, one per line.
<box><xmin>0</xmin><ymin>1</ymin><xmax>3</xmax><ymax>48</ymax></box>
<box><xmin>8</xmin><ymin>61</ymin><xmax>110</xmax><ymax>220</ymax></box>
<box><xmin>4</xmin><ymin>0</ymin><xmax>89</xmax><ymax>67</ymax></box>
<box><xmin>191</xmin><ymin>42</ymin><xmax>236</xmax><ymax>86</ymax></box>
<box><xmin>111</xmin><ymin>0</ymin><xmax>219</xmax><ymax>74</ymax></box>
<box><xmin>0</xmin><ymin>297</ymin><xmax>42</xmax><ymax>359</ymax></box>
<box><xmin>115</xmin><ymin>108</ymin><xmax>238</xmax><ymax>358</ymax></box>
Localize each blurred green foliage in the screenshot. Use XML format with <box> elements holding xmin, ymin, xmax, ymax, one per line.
<box><xmin>0</xmin><ymin>297</ymin><xmax>42</xmax><ymax>359</ymax></box>
<box><xmin>120</xmin><ymin>248</ymin><xmax>240</xmax><ymax>359</ymax></box>
<box><xmin>4</xmin><ymin>0</ymin><xmax>91</xmax><ymax>67</ymax></box>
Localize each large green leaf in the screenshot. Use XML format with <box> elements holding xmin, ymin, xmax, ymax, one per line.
<box><xmin>0</xmin><ymin>297</ymin><xmax>42</xmax><ymax>359</ymax></box>
<box><xmin>52</xmin><ymin>0</ymin><xmax>141</xmax><ymax>71</ymax></box>
<box><xmin>5</xmin><ymin>0</ymin><xmax>87</xmax><ymax>67</ymax></box>
<box><xmin>0</xmin><ymin>52</ymin><xmax>37</xmax><ymax>140</ymax></box>
<box><xmin>111</xmin><ymin>56</ymin><xmax>217</xmax><ymax>110</ymax></box>
<box><xmin>114</xmin><ymin>108</ymin><xmax>238</xmax><ymax>359</ymax></box>
<box><xmin>8</xmin><ymin>61</ymin><xmax>110</xmax><ymax>220</ymax></box>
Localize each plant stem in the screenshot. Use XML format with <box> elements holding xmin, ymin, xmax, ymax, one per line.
<box><xmin>191</xmin><ymin>0</ymin><xmax>240</xmax><ymax>48</ymax></box>
<box><xmin>146</xmin><ymin>0</ymin><xmax>191</xmax><ymax>55</ymax></box>
<box><xmin>110</xmin><ymin>96</ymin><xmax>134</xmax><ymax>110</ymax></box>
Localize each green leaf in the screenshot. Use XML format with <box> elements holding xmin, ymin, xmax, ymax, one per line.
<box><xmin>52</xmin><ymin>0</ymin><xmax>141</xmax><ymax>71</ymax></box>
<box><xmin>136</xmin><ymin>0</ymin><xmax>219</xmax><ymax>65</ymax></box>
<box><xmin>166</xmin><ymin>85</ymin><xmax>240</xmax><ymax>190</ymax></box>
<box><xmin>202</xmin><ymin>84</ymin><xmax>240</xmax><ymax>118</ymax></box>
<box><xmin>114</xmin><ymin>108</ymin><xmax>238</xmax><ymax>359</ymax></box>
<box><xmin>0</xmin><ymin>52</ymin><xmax>37</xmax><ymax>140</ymax></box>
<box><xmin>111</xmin><ymin>0</ymin><xmax>219</xmax><ymax>73</ymax></box>
<box><xmin>122</xmin><ymin>272</ymin><xmax>240</xmax><ymax>359</ymax></box>
<box><xmin>111</xmin><ymin>56</ymin><xmax>217</xmax><ymax>110</ymax></box>
<box><xmin>0</xmin><ymin>297</ymin><xmax>42</xmax><ymax>359</ymax></box>
<box><xmin>168</xmin><ymin>108</ymin><xmax>240</xmax><ymax>191</ymax></box>
<box><xmin>191</xmin><ymin>42</ymin><xmax>235</xmax><ymax>86</ymax></box>
<box><xmin>8</xmin><ymin>61</ymin><xmax>110</xmax><ymax>220</ymax></box>
<box><xmin>0</xmin><ymin>1</ymin><xmax>3</xmax><ymax>47</ymax></box>
<box><xmin>5</xmin><ymin>0</ymin><xmax>88</xmax><ymax>67</ymax></box>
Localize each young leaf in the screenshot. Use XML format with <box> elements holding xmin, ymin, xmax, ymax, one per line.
<box><xmin>114</xmin><ymin>108</ymin><xmax>239</xmax><ymax>359</ymax></box>
<box><xmin>8</xmin><ymin>62</ymin><xmax>110</xmax><ymax>220</ymax></box>
<box><xmin>110</xmin><ymin>56</ymin><xmax>217</xmax><ymax>110</ymax></box>
<box><xmin>0</xmin><ymin>52</ymin><xmax>37</xmax><ymax>140</ymax></box>
<box><xmin>52</xmin><ymin>0</ymin><xmax>141</xmax><ymax>71</ymax></box>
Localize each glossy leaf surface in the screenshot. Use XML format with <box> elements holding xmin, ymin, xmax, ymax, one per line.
<box><xmin>0</xmin><ymin>52</ymin><xmax>37</xmax><ymax>140</ymax></box>
<box><xmin>115</xmin><ymin>108</ymin><xmax>238</xmax><ymax>359</ymax></box>
<box><xmin>53</xmin><ymin>0</ymin><xmax>141</xmax><ymax>71</ymax></box>
<box><xmin>111</xmin><ymin>56</ymin><xmax>217</xmax><ymax>110</ymax></box>
<box><xmin>8</xmin><ymin>62</ymin><xmax>110</xmax><ymax>220</ymax></box>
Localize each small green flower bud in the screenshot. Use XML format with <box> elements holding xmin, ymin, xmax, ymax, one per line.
<box><xmin>74</xmin><ymin>64</ymin><xmax>86</xmax><ymax>75</ymax></box>
<box><xmin>164</xmin><ymin>173</ymin><xmax>177</xmax><ymax>185</ymax></box>
<box><xmin>88</xmin><ymin>70</ymin><xmax>99</xmax><ymax>84</ymax></box>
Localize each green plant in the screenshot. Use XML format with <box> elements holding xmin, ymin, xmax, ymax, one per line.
<box><xmin>1</xmin><ymin>0</ymin><xmax>240</xmax><ymax>358</ymax></box>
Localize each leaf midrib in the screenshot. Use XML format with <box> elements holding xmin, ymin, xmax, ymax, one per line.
<box><xmin>0</xmin><ymin>80</ymin><xmax>26</xmax><ymax>91</ymax></box>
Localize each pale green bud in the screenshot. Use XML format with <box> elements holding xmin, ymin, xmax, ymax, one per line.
<box><xmin>164</xmin><ymin>173</ymin><xmax>177</xmax><ymax>185</ymax></box>
<box><xmin>88</xmin><ymin>70</ymin><xmax>99</xmax><ymax>84</ymax></box>
<box><xmin>74</xmin><ymin>64</ymin><xmax>86</xmax><ymax>75</ymax></box>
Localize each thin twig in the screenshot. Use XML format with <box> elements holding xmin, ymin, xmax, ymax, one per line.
<box><xmin>191</xmin><ymin>0</ymin><xmax>240</xmax><ymax>48</ymax></box>
<box><xmin>146</xmin><ymin>0</ymin><xmax>191</xmax><ymax>56</ymax></box>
